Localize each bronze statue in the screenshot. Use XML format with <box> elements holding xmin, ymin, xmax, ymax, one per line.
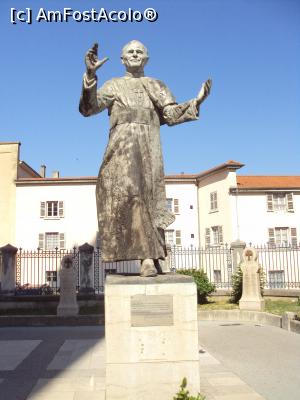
<box><xmin>79</xmin><ymin>40</ymin><xmax>211</xmax><ymax>277</ymax></box>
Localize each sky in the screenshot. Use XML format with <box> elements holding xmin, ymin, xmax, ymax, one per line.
<box><xmin>0</xmin><ymin>0</ymin><xmax>299</xmax><ymax>178</ymax></box>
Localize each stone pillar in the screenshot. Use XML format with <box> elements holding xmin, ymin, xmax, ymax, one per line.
<box><xmin>230</xmin><ymin>240</ymin><xmax>246</xmax><ymax>272</ymax></box>
<box><xmin>105</xmin><ymin>274</ymin><xmax>200</xmax><ymax>400</ymax></box>
<box><xmin>282</xmin><ymin>312</ymin><xmax>296</xmax><ymax>331</ymax></box>
<box><xmin>79</xmin><ymin>242</ymin><xmax>95</xmax><ymax>293</ymax></box>
<box><xmin>239</xmin><ymin>247</ymin><xmax>265</xmax><ymax>311</ymax></box>
<box><xmin>57</xmin><ymin>255</ymin><xmax>79</xmax><ymax>316</ymax></box>
<box><xmin>0</xmin><ymin>244</ymin><xmax>18</xmax><ymax>293</ymax></box>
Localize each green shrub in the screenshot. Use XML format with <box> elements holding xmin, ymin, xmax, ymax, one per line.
<box><xmin>173</xmin><ymin>378</ymin><xmax>205</xmax><ymax>400</ymax></box>
<box><xmin>230</xmin><ymin>266</ymin><xmax>265</xmax><ymax>304</ymax></box>
<box><xmin>177</xmin><ymin>269</ymin><xmax>215</xmax><ymax>304</ymax></box>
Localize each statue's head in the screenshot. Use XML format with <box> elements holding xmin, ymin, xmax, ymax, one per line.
<box><xmin>121</xmin><ymin>40</ymin><xmax>149</xmax><ymax>72</ymax></box>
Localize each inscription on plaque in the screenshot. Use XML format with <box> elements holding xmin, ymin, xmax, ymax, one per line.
<box><xmin>131</xmin><ymin>295</ymin><xmax>173</xmax><ymax>327</ymax></box>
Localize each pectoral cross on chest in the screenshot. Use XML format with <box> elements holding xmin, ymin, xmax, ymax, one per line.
<box><xmin>133</xmin><ymin>88</ymin><xmax>145</xmax><ymax>105</ymax></box>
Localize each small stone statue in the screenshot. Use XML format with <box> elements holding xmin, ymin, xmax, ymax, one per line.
<box><xmin>79</xmin><ymin>40</ymin><xmax>211</xmax><ymax>277</ymax></box>
<box><xmin>57</xmin><ymin>255</ymin><xmax>79</xmax><ymax>316</ymax></box>
<box><xmin>239</xmin><ymin>248</ymin><xmax>265</xmax><ymax>311</ymax></box>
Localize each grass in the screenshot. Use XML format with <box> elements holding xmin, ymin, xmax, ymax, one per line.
<box><xmin>199</xmin><ymin>296</ymin><xmax>300</xmax><ymax>317</ymax></box>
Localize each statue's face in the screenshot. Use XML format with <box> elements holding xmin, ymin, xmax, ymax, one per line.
<box><xmin>121</xmin><ymin>41</ymin><xmax>148</xmax><ymax>71</ymax></box>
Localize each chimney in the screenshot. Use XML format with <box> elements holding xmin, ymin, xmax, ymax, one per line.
<box><xmin>40</xmin><ymin>165</ymin><xmax>46</xmax><ymax>178</ymax></box>
<box><xmin>52</xmin><ymin>170</ymin><xmax>60</xmax><ymax>178</ymax></box>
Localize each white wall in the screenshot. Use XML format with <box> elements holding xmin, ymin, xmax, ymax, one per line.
<box><xmin>15</xmin><ymin>183</ymin><xmax>98</xmax><ymax>249</ymax></box>
<box><xmin>234</xmin><ymin>192</ymin><xmax>300</xmax><ymax>245</ymax></box>
<box><xmin>165</xmin><ymin>182</ymin><xmax>198</xmax><ymax>247</ymax></box>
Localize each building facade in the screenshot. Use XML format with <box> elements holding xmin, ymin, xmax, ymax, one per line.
<box><xmin>1</xmin><ymin>142</ymin><xmax>299</xmax><ymax>250</ymax></box>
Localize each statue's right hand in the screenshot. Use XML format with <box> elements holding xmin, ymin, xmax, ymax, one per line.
<box><xmin>85</xmin><ymin>43</ymin><xmax>109</xmax><ymax>78</ymax></box>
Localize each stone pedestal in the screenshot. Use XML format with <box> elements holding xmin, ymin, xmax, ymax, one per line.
<box><xmin>79</xmin><ymin>242</ymin><xmax>95</xmax><ymax>293</ymax></box>
<box><xmin>57</xmin><ymin>255</ymin><xmax>79</xmax><ymax>316</ymax></box>
<box><xmin>239</xmin><ymin>247</ymin><xmax>265</xmax><ymax>311</ymax></box>
<box><xmin>105</xmin><ymin>274</ymin><xmax>200</xmax><ymax>400</ymax></box>
<box><xmin>0</xmin><ymin>244</ymin><xmax>18</xmax><ymax>294</ymax></box>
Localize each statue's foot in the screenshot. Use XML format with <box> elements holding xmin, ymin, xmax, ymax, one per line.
<box><xmin>140</xmin><ymin>259</ymin><xmax>157</xmax><ymax>277</ymax></box>
<box><xmin>154</xmin><ymin>259</ymin><xmax>163</xmax><ymax>274</ymax></box>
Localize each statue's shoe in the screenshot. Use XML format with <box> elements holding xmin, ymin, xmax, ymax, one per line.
<box><xmin>140</xmin><ymin>259</ymin><xmax>157</xmax><ymax>277</ymax></box>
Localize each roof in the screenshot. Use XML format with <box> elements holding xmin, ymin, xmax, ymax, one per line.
<box><xmin>15</xmin><ymin>160</ymin><xmax>245</xmax><ymax>186</ymax></box>
<box><xmin>166</xmin><ymin>160</ymin><xmax>244</xmax><ymax>182</ymax></box>
<box><xmin>237</xmin><ymin>176</ymin><xmax>300</xmax><ymax>189</ymax></box>
<box><xmin>18</xmin><ymin>161</ymin><xmax>41</xmax><ymax>178</ymax></box>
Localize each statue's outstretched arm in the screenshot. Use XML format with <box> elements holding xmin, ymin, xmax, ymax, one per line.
<box><xmin>79</xmin><ymin>43</ymin><xmax>110</xmax><ymax>117</ymax></box>
<box><xmin>162</xmin><ymin>78</ymin><xmax>212</xmax><ymax>126</ymax></box>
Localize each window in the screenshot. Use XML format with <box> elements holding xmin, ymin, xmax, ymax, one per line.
<box><xmin>205</xmin><ymin>226</ymin><xmax>223</xmax><ymax>246</ymax></box>
<box><xmin>268</xmin><ymin>227</ymin><xmax>297</xmax><ymax>247</ymax></box>
<box><xmin>210</xmin><ymin>191</ymin><xmax>218</xmax><ymax>211</ymax></box>
<box><xmin>38</xmin><ymin>232</ymin><xmax>65</xmax><ymax>250</ymax></box>
<box><xmin>165</xmin><ymin>230</ymin><xmax>181</xmax><ymax>246</ymax></box>
<box><xmin>165</xmin><ymin>230</ymin><xmax>175</xmax><ymax>245</ymax></box>
<box><xmin>212</xmin><ymin>226</ymin><xmax>223</xmax><ymax>245</ymax></box>
<box><xmin>269</xmin><ymin>271</ymin><xmax>284</xmax><ymax>289</ymax></box>
<box><xmin>166</xmin><ymin>198</ymin><xmax>173</xmax><ymax>212</ymax></box>
<box><xmin>40</xmin><ymin>201</ymin><xmax>64</xmax><ymax>218</ymax></box>
<box><xmin>266</xmin><ymin>193</ymin><xmax>294</xmax><ymax>213</ymax></box>
<box><xmin>166</xmin><ymin>198</ymin><xmax>180</xmax><ymax>214</ymax></box>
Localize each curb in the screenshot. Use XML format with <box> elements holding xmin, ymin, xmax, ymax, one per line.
<box><xmin>198</xmin><ymin>309</ymin><xmax>300</xmax><ymax>334</ymax></box>
<box><xmin>0</xmin><ymin>314</ymin><xmax>104</xmax><ymax>327</ymax></box>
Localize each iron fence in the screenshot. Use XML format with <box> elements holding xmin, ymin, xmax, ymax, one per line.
<box><xmin>252</xmin><ymin>244</ymin><xmax>300</xmax><ymax>289</ymax></box>
<box><xmin>12</xmin><ymin>244</ymin><xmax>300</xmax><ymax>294</ymax></box>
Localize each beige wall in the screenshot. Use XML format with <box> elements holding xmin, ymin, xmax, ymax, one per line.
<box><xmin>197</xmin><ymin>169</ymin><xmax>237</xmax><ymax>246</ymax></box>
<box><xmin>0</xmin><ymin>142</ymin><xmax>20</xmax><ymax>247</ymax></box>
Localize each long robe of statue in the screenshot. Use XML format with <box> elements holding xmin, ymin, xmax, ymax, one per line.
<box><xmin>79</xmin><ymin>73</ymin><xmax>199</xmax><ymax>262</ymax></box>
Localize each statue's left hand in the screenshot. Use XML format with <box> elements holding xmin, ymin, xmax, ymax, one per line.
<box><xmin>196</xmin><ymin>78</ymin><xmax>212</xmax><ymax>106</ymax></box>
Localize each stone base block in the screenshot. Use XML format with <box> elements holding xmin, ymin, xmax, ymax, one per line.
<box><xmin>57</xmin><ymin>305</ymin><xmax>79</xmax><ymax>316</ymax></box>
<box><xmin>106</xmin><ymin>361</ymin><xmax>199</xmax><ymax>400</ymax></box>
<box><xmin>239</xmin><ymin>299</ymin><xmax>265</xmax><ymax>311</ymax></box>
<box><xmin>105</xmin><ymin>274</ymin><xmax>200</xmax><ymax>400</ymax></box>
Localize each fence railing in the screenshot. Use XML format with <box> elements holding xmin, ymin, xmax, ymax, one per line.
<box><xmin>11</xmin><ymin>244</ymin><xmax>300</xmax><ymax>294</ymax></box>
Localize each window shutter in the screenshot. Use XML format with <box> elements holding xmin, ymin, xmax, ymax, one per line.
<box><xmin>286</xmin><ymin>193</ymin><xmax>294</xmax><ymax>212</ymax></box>
<box><xmin>268</xmin><ymin>228</ymin><xmax>275</xmax><ymax>246</ymax></box>
<box><xmin>205</xmin><ymin>228</ymin><xmax>210</xmax><ymax>246</ymax></box>
<box><xmin>174</xmin><ymin>199</ymin><xmax>179</xmax><ymax>214</ymax></box>
<box><xmin>96</xmin><ymin>231</ymin><xmax>101</xmax><ymax>248</ymax></box>
<box><xmin>40</xmin><ymin>202</ymin><xmax>46</xmax><ymax>217</ymax></box>
<box><xmin>59</xmin><ymin>233</ymin><xmax>65</xmax><ymax>249</ymax></box>
<box><xmin>38</xmin><ymin>233</ymin><xmax>44</xmax><ymax>249</ymax></box>
<box><xmin>291</xmin><ymin>228</ymin><xmax>297</xmax><ymax>247</ymax></box>
<box><xmin>219</xmin><ymin>226</ymin><xmax>223</xmax><ymax>244</ymax></box>
<box><xmin>175</xmin><ymin>230</ymin><xmax>181</xmax><ymax>245</ymax></box>
<box><xmin>59</xmin><ymin>201</ymin><xmax>64</xmax><ymax>217</ymax></box>
<box><xmin>267</xmin><ymin>195</ymin><xmax>273</xmax><ymax>212</ymax></box>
